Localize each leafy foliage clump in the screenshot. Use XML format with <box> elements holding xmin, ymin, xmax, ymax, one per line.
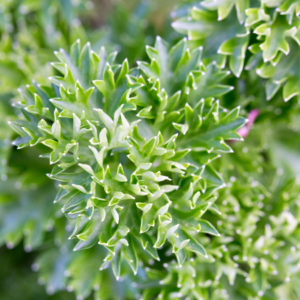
<box><xmin>172</xmin><ymin>0</ymin><xmax>300</xmax><ymax>101</ymax></box>
<box><xmin>2</xmin><ymin>0</ymin><xmax>300</xmax><ymax>300</ymax></box>
<box><xmin>10</xmin><ymin>36</ymin><xmax>244</xmax><ymax>288</ymax></box>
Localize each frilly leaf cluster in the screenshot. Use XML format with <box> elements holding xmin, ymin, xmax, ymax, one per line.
<box><xmin>172</xmin><ymin>0</ymin><xmax>300</xmax><ymax>101</ymax></box>
<box><xmin>9</xmin><ymin>37</ymin><xmax>245</xmax><ymax>288</ymax></box>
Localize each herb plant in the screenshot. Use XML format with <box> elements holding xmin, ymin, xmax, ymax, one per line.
<box><xmin>2</xmin><ymin>0</ymin><xmax>300</xmax><ymax>299</ymax></box>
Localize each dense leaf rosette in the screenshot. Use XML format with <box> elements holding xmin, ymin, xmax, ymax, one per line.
<box><xmin>10</xmin><ymin>38</ymin><xmax>245</xmax><ymax>282</ymax></box>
